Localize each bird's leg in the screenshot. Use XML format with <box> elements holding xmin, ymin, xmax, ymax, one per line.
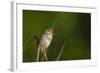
<box><xmin>40</xmin><ymin>48</ymin><xmax>45</xmax><ymax>61</ymax></box>
<box><xmin>41</xmin><ymin>48</ymin><xmax>48</xmax><ymax>61</ymax></box>
<box><xmin>44</xmin><ymin>52</ymin><xmax>48</xmax><ymax>61</ymax></box>
<box><xmin>41</xmin><ymin>55</ymin><xmax>44</xmax><ymax>61</ymax></box>
<box><xmin>43</xmin><ymin>48</ymin><xmax>48</xmax><ymax>61</ymax></box>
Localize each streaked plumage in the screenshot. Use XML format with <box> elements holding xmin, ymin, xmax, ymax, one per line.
<box><xmin>33</xmin><ymin>28</ymin><xmax>53</xmax><ymax>61</ymax></box>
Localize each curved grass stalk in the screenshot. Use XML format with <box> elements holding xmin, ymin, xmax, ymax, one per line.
<box><xmin>23</xmin><ymin>38</ymin><xmax>32</xmax><ymax>48</ymax></box>
<box><xmin>56</xmin><ymin>41</ymin><xmax>66</xmax><ymax>61</ymax></box>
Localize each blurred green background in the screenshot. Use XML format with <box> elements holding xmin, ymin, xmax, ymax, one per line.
<box><xmin>23</xmin><ymin>10</ymin><xmax>91</xmax><ymax>62</ymax></box>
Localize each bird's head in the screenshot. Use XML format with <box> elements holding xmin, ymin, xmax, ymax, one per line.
<box><xmin>45</xmin><ymin>28</ymin><xmax>53</xmax><ymax>36</ymax></box>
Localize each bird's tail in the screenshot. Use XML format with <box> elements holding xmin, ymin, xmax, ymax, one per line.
<box><xmin>32</xmin><ymin>33</ymin><xmax>38</xmax><ymax>41</ymax></box>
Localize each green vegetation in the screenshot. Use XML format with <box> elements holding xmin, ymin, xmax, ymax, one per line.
<box><xmin>23</xmin><ymin>10</ymin><xmax>91</xmax><ymax>62</ymax></box>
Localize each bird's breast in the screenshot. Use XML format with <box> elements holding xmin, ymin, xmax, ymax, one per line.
<box><xmin>40</xmin><ymin>34</ymin><xmax>53</xmax><ymax>48</ymax></box>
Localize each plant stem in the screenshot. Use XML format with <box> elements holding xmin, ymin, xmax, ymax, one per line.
<box><xmin>56</xmin><ymin>41</ymin><xmax>66</xmax><ymax>61</ymax></box>
<box><xmin>36</xmin><ymin>47</ymin><xmax>40</xmax><ymax>62</ymax></box>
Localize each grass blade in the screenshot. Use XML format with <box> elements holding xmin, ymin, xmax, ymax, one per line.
<box><xmin>56</xmin><ymin>41</ymin><xmax>66</xmax><ymax>61</ymax></box>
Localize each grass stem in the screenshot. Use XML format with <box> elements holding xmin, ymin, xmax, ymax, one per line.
<box><xmin>36</xmin><ymin>47</ymin><xmax>40</xmax><ymax>62</ymax></box>
<box><xmin>56</xmin><ymin>41</ymin><xmax>66</xmax><ymax>61</ymax></box>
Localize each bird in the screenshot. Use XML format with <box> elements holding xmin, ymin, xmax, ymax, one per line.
<box><xmin>32</xmin><ymin>28</ymin><xmax>53</xmax><ymax>61</ymax></box>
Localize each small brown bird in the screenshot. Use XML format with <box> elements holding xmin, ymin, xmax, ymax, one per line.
<box><xmin>33</xmin><ymin>28</ymin><xmax>53</xmax><ymax>61</ymax></box>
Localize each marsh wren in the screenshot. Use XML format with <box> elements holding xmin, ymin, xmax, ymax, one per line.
<box><xmin>33</xmin><ymin>28</ymin><xmax>53</xmax><ymax>61</ymax></box>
